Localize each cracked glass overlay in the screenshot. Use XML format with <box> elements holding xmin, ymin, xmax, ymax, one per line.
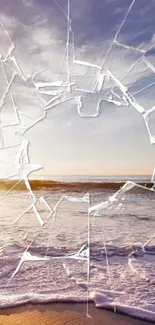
<box><xmin>0</xmin><ymin>0</ymin><xmax>155</xmax><ymax>321</ymax></box>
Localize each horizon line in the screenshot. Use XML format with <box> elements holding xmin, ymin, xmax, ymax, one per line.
<box><xmin>32</xmin><ymin>174</ymin><xmax>152</xmax><ymax>177</ymax></box>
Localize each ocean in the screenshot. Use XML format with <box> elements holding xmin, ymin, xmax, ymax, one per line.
<box><xmin>0</xmin><ymin>175</ymin><xmax>155</xmax><ymax>321</ymax></box>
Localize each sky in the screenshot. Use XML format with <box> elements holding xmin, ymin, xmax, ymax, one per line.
<box><xmin>0</xmin><ymin>0</ymin><xmax>155</xmax><ymax>177</ymax></box>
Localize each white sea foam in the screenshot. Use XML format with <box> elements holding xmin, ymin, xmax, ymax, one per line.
<box><xmin>0</xmin><ymin>185</ymin><xmax>155</xmax><ymax>322</ymax></box>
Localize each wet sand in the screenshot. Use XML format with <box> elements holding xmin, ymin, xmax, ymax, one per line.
<box><xmin>0</xmin><ymin>303</ymin><xmax>153</xmax><ymax>325</ymax></box>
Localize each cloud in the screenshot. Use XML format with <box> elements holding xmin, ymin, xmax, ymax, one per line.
<box><xmin>0</xmin><ymin>0</ymin><xmax>155</xmax><ymax>175</ymax></box>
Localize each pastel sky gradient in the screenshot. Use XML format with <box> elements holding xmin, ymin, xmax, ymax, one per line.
<box><xmin>0</xmin><ymin>0</ymin><xmax>155</xmax><ymax>177</ymax></box>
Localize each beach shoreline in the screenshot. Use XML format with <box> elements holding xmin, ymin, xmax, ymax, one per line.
<box><xmin>0</xmin><ymin>303</ymin><xmax>154</xmax><ymax>325</ymax></box>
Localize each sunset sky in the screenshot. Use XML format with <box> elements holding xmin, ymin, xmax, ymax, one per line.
<box><xmin>0</xmin><ymin>0</ymin><xmax>155</xmax><ymax>177</ymax></box>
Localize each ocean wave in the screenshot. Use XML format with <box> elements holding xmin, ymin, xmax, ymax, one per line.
<box><xmin>0</xmin><ymin>292</ymin><xmax>155</xmax><ymax>322</ymax></box>
<box><xmin>1</xmin><ymin>241</ymin><xmax>155</xmax><ymax>321</ymax></box>
<box><xmin>0</xmin><ymin>179</ymin><xmax>153</xmax><ymax>191</ymax></box>
<box><xmin>3</xmin><ymin>241</ymin><xmax>155</xmax><ymax>260</ymax></box>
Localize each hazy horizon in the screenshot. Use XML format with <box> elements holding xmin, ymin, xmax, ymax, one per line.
<box><xmin>29</xmin><ymin>174</ymin><xmax>153</xmax><ymax>181</ymax></box>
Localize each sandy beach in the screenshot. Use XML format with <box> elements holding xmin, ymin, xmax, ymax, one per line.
<box><xmin>0</xmin><ymin>303</ymin><xmax>153</xmax><ymax>325</ymax></box>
